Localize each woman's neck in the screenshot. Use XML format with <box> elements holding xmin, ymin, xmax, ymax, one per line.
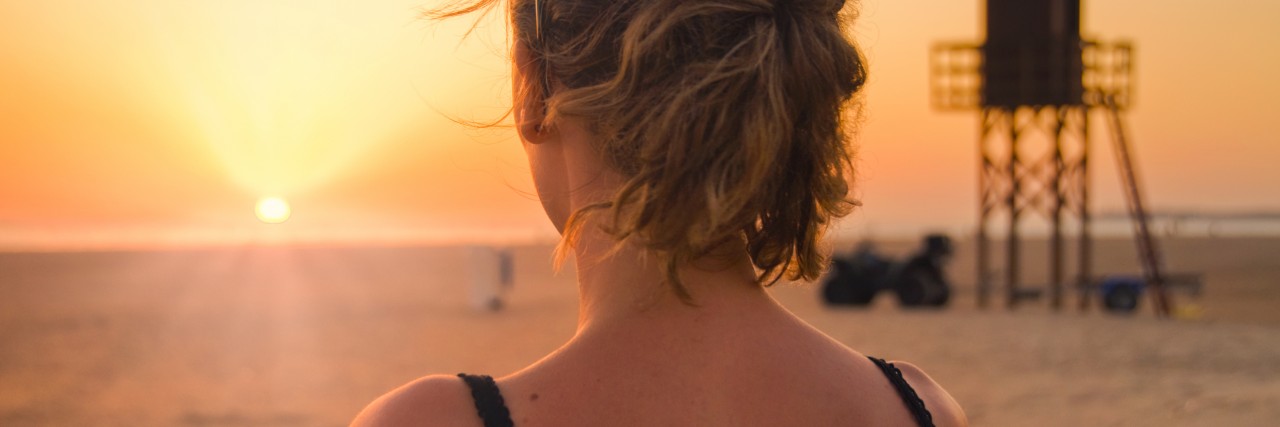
<box><xmin>567</xmin><ymin>224</ymin><xmax>776</xmax><ymax>333</ymax></box>
<box><xmin>550</xmin><ymin>118</ymin><xmax>785</xmax><ymax>335</ymax></box>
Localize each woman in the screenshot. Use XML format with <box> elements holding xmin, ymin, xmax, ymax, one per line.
<box><xmin>353</xmin><ymin>0</ymin><xmax>966</xmax><ymax>425</ymax></box>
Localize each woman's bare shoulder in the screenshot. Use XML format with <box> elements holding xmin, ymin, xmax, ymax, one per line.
<box><xmin>349</xmin><ymin>375</ymin><xmax>477</xmax><ymax>427</ymax></box>
<box><xmin>888</xmin><ymin>361</ymin><xmax>969</xmax><ymax>427</ymax></box>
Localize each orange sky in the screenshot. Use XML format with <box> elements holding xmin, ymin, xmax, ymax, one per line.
<box><xmin>1</xmin><ymin>0</ymin><xmax>1278</xmax><ymax>250</ymax></box>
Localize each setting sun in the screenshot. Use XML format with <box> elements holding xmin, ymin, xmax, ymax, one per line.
<box><xmin>254</xmin><ymin>197</ymin><xmax>291</xmax><ymax>224</ymax></box>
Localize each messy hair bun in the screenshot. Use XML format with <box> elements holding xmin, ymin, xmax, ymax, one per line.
<box><xmin>436</xmin><ymin>0</ymin><xmax>866</xmax><ymax>300</ymax></box>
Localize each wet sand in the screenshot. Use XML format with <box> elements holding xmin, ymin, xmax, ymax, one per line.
<box><xmin>0</xmin><ymin>237</ymin><xmax>1277</xmax><ymax>426</ymax></box>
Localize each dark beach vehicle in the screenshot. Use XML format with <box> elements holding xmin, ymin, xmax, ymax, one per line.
<box><xmin>822</xmin><ymin>234</ymin><xmax>953</xmax><ymax>307</ymax></box>
<box><xmin>1091</xmin><ymin>273</ymin><xmax>1204</xmax><ymax>313</ymax></box>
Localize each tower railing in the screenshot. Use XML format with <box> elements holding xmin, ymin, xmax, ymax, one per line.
<box><xmin>930</xmin><ymin>40</ymin><xmax>1134</xmax><ymax>111</ymax></box>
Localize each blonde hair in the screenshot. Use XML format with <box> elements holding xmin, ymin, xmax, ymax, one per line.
<box><xmin>433</xmin><ymin>0</ymin><xmax>867</xmax><ymax>301</ymax></box>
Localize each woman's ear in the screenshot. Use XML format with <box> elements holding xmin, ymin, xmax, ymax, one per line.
<box><xmin>516</xmin><ymin>105</ymin><xmax>550</xmax><ymax>144</ymax></box>
<box><xmin>513</xmin><ymin>41</ymin><xmax>551</xmax><ymax>144</ymax></box>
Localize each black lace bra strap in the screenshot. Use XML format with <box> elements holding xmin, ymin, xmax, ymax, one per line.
<box><xmin>867</xmin><ymin>357</ymin><xmax>935</xmax><ymax>427</ymax></box>
<box><xmin>457</xmin><ymin>374</ymin><xmax>515</xmax><ymax>427</ymax></box>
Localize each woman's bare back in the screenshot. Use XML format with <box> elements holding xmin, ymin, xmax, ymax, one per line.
<box><xmin>353</xmin><ymin>301</ymin><xmax>965</xmax><ymax>427</ymax></box>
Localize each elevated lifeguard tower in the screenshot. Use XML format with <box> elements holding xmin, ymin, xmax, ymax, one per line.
<box><xmin>930</xmin><ymin>0</ymin><xmax>1173</xmax><ymax>316</ymax></box>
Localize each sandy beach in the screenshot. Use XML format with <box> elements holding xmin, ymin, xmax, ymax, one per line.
<box><xmin>1</xmin><ymin>237</ymin><xmax>1277</xmax><ymax>426</ymax></box>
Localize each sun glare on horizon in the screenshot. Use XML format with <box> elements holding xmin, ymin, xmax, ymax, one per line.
<box><xmin>255</xmin><ymin>197</ymin><xmax>292</xmax><ymax>224</ymax></box>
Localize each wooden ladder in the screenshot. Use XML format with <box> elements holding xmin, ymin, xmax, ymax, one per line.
<box><xmin>1103</xmin><ymin>96</ymin><xmax>1173</xmax><ymax>317</ymax></box>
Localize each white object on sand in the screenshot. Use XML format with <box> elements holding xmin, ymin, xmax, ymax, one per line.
<box><xmin>468</xmin><ymin>246</ymin><xmax>507</xmax><ymax>311</ymax></box>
